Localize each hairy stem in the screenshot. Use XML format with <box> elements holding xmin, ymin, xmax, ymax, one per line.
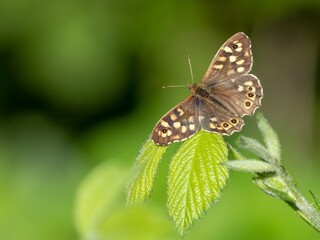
<box><xmin>278</xmin><ymin>166</ymin><xmax>320</xmax><ymax>232</ymax></box>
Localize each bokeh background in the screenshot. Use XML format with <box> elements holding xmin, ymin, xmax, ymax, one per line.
<box><xmin>0</xmin><ymin>0</ymin><xmax>320</xmax><ymax>239</ymax></box>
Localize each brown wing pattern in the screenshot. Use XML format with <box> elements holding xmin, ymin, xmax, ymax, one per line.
<box><xmin>201</xmin><ymin>32</ymin><xmax>253</xmax><ymax>85</ymax></box>
<box><xmin>210</xmin><ymin>74</ymin><xmax>263</xmax><ymax>117</ymax></box>
<box><xmin>199</xmin><ymin>74</ymin><xmax>262</xmax><ymax>135</ymax></box>
<box><xmin>198</xmin><ymin>98</ymin><xmax>245</xmax><ymax>136</ymax></box>
<box><xmin>151</xmin><ymin>96</ymin><xmax>199</xmax><ymax>146</ymax></box>
<box><xmin>150</xmin><ymin>32</ymin><xmax>263</xmax><ymax>146</ymax></box>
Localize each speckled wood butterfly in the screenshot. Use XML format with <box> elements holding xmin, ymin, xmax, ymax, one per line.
<box><xmin>151</xmin><ymin>32</ymin><xmax>263</xmax><ymax>146</ymax></box>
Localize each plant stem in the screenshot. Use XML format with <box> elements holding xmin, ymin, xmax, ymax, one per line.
<box><xmin>277</xmin><ymin>165</ymin><xmax>320</xmax><ymax>232</ymax></box>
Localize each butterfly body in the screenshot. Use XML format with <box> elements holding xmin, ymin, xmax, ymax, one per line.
<box><xmin>151</xmin><ymin>32</ymin><xmax>263</xmax><ymax>146</ymax></box>
<box><xmin>188</xmin><ymin>83</ymin><xmax>209</xmax><ymax>98</ymax></box>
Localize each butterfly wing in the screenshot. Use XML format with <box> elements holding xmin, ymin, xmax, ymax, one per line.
<box><xmin>211</xmin><ymin>74</ymin><xmax>263</xmax><ymax>117</ymax></box>
<box><xmin>151</xmin><ymin>96</ymin><xmax>199</xmax><ymax>146</ymax></box>
<box><xmin>201</xmin><ymin>32</ymin><xmax>253</xmax><ymax>85</ymax></box>
<box><xmin>199</xmin><ymin>74</ymin><xmax>263</xmax><ymax>135</ymax></box>
<box><xmin>198</xmin><ymin>98</ymin><xmax>245</xmax><ymax>135</ymax></box>
<box><xmin>151</xmin><ymin>32</ymin><xmax>262</xmax><ymax>144</ymax></box>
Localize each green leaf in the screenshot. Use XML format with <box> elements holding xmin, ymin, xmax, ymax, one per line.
<box><xmin>256</xmin><ymin>112</ymin><xmax>281</xmax><ymax>162</ymax></box>
<box><xmin>224</xmin><ymin>159</ymin><xmax>275</xmax><ymax>173</ymax></box>
<box><xmin>75</xmin><ymin>162</ymin><xmax>130</xmax><ymax>238</ymax></box>
<box><xmin>310</xmin><ymin>191</ymin><xmax>320</xmax><ymax>211</ymax></box>
<box><xmin>126</xmin><ymin>138</ymin><xmax>166</xmax><ymax>205</ymax></box>
<box><xmin>167</xmin><ymin>131</ymin><xmax>228</xmax><ymax>236</ymax></box>
<box><xmin>253</xmin><ymin>173</ymin><xmax>296</xmax><ymax>203</ymax></box>
<box><xmin>237</xmin><ymin>136</ymin><xmax>275</xmax><ymax>163</ymax></box>
<box><xmin>75</xmin><ymin>161</ymin><xmax>176</xmax><ymax>240</ymax></box>
<box><xmin>227</xmin><ymin>143</ymin><xmax>246</xmax><ymax>160</ymax></box>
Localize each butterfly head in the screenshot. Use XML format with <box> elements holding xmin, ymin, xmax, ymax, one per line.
<box><xmin>187</xmin><ymin>83</ymin><xmax>197</xmax><ymax>92</ymax></box>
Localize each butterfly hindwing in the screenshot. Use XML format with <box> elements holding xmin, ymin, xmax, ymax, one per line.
<box><xmin>210</xmin><ymin>74</ymin><xmax>263</xmax><ymax>117</ymax></box>
<box><xmin>201</xmin><ymin>32</ymin><xmax>253</xmax><ymax>85</ymax></box>
<box><xmin>198</xmin><ymin>98</ymin><xmax>245</xmax><ymax>135</ymax></box>
<box><xmin>151</xmin><ymin>97</ymin><xmax>199</xmax><ymax>146</ymax></box>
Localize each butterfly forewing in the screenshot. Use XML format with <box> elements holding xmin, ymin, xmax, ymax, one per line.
<box><xmin>151</xmin><ymin>97</ymin><xmax>199</xmax><ymax>146</ymax></box>
<box><xmin>201</xmin><ymin>32</ymin><xmax>253</xmax><ymax>85</ymax></box>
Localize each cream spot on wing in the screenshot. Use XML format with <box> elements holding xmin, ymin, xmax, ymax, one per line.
<box><xmin>236</xmin><ymin>59</ymin><xmax>245</xmax><ymax>65</ymax></box>
<box><xmin>173</xmin><ymin>122</ymin><xmax>181</xmax><ymax>129</ymax></box>
<box><xmin>244</xmin><ymin>50</ymin><xmax>250</xmax><ymax>57</ymax></box>
<box><xmin>235</xmin><ymin>47</ymin><xmax>243</xmax><ymax>52</ymax></box>
<box><xmin>188</xmin><ymin>116</ymin><xmax>195</xmax><ymax>123</ymax></box>
<box><xmin>177</xmin><ymin>108</ymin><xmax>185</xmax><ymax>116</ymax></box>
<box><xmin>210</xmin><ymin>117</ymin><xmax>217</xmax><ymax>121</ymax></box>
<box><xmin>238</xmin><ymin>85</ymin><xmax>244</xmax><ymax>91</ymax></box>
<box><xmin>161</xmin><ymin>121</ymin><xmax>170</xmax><ymax>128</ymax></box>
<box><xmin>170</xmin><ymin>114</ymin><xmax>178</xmax><ymax>121</ymax></box>
<box><xmin>237</xmin><ymin>42</ymin><xmax>243</xmax><ymax>47</ymax></box>
<box><xmin>167</xmin><ymin>130</ymin><xmax>172</xmax><ymax>136</ymax></box>
<box><xmin>218</xmin><ymin>56</ymin><xmax>227</xmax><ymax>62</ymax></box>
<box><xmin>189</xmin><ymin>124</ymin><xmax>195</xmax><ymax>131</ymax></box>
<box><xmin>237</xmin><ymin>67</ymin><xmax>245</xmax><ymax>73</ymax></box>
<box><xmin>158</xmin><ymin>130</ymin><xmax>162</xmax><ymax>136</ymax></box>
<box><xmin>229</xmin><ymin>55</ymin><xmax>237</xmax><ymax>62</ymax></box>
<box><xmin>213</xmin><ymin>64</ymin><xmax>223</xmax><ymax>70</ymax></box>
<box><xmin>244</xmin><ymin>81</ymin><xmax>253</xmax><ymax>86</ymax></box>
<box><xmin>227</xmin><ymin>69</ymin><xmax>235</xmax><ymax>76</ymax></box>
<box><xmin>181</xmin><ymin>126</ymin><xmax>187</xmax><ymax>133</ymax></box>
<box><xmin>161</xmin><ymin>132</ymin><xmax>167</xmax><ymax>138</ymax></box>
<box><xmin>224</xmin><ymin>46</ymin><xmax>233</xmax><ymax>53</ymax></box>
<box><xmin>209</xmin><ymin>123</ymin><xmax>216</xmax><ymax>129</ymax></box>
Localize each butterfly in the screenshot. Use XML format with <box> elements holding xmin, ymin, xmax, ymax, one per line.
<box><xmin>151</xmin><ymin>32</ymin><xmax>263</xmax><ymax>146</ymax></box>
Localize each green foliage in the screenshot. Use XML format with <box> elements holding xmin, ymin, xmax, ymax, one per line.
<box><xmin>168</xmin><ymin>131</ymin><xmax>228</xmax><ymax>236</ymax></box>
<box><xmin>125</xmin><ymin>112</ymin><xmax>320</xmax><ymax>236</ymax></box>
<box><xmin>227</xmin><ymin>144</ymin><xmax>245</xmax><ymax>160</ymax></box>
<box><xmin>126</xmin><ymin>139</ymin><xmax>167</xmax><ymax>205</ymax></box>
<box><xmin>231</xmin><ymin>113</ymin><xmax>320</xmax><ymax>232</ymax></box>
<box><xmin>224</xmin><ymin>159</ymin><xmax>275</xmax><ymax>173</ymax></box>
<box><xmin>125</xmin><ymin>131</ymin><xmax>228</xmax><ymax>237</ymax></box>
<box><xmin>75</xmin><ymin>161</ymin><xmax>176</xmax><ymax>240</ymax></box>
<box><xmin>75</xmin><ymin>162</ymin><xmax>130</xmax><ymax>237</ymax></box>
<box><xmin>253</xmin><ymin>172</ymin><xmax>296</xmax><ymax>202</ymax></box>
<box><xmin>310</xmin><ymin>191</ymin><xmax>320</xmax><ymax>211</ymax></box>
<box><xmin>1</xmin><ymin>0</ymin><xmax>320</xmax><ymax>239</ymax></box>
<box><xmin>237</xmin><ymin>136</ymin><xmax>275</xmax><ymax>163</ymax></box>
<box><xmin>256</xmin><ymin>112</ymin><xmax>281</xmax><ymax>162</ymax></box>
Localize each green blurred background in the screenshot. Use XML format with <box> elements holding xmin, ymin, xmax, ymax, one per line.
<box><xmin>0</xmin><ymin>0</ymin><xmax>320</xmax><ymax>239</ymax></box>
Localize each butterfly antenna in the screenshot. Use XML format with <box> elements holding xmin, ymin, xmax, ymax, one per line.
<box><xmin>188</xmin><ymin>54</ymin><xmax>194</xmax><ymax>83</ymax></box>
<box><xmin>162</xmin><ymin>55</ymin><xmax>193</xmax><ymax>89</ymax></box>
<box><xmin>162</xmin><ymin>84</ymin><xmax>186</xmax><ymax>89</ymax></box>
